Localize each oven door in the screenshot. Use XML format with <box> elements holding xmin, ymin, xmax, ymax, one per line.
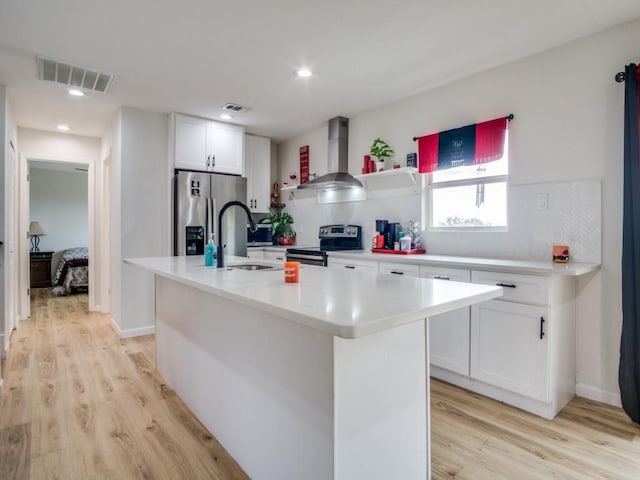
<box><xmin>286</xmin><ymin>249</ymin><xmax>327</xmax><ymax>267</ymax></box>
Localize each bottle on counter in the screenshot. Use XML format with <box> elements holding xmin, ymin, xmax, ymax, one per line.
<box><xmin>399</xmin><ymin>232</ymin><xmax>412</xmax><ymax>251</ymax></box>
<box><xmin>204</xmin><ymin>233</ymin><xmax>217</xmax><ymax>266</ymax></box>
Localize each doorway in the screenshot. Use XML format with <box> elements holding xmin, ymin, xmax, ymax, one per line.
<box><xmin>18</xmin><ymin>155</ymin><xmax>102</xmax><ymax>319</ymax></box>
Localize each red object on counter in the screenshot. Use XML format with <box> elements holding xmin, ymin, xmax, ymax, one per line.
<box><xmin>363</xmin><ymin>155</ymin><xmax>371</xmax><ymax>173</ymax></box>
<box><xmin>368</xmin><ymin>159</ymin><xmax>375</xmax><ymax>173</ymax></box>
<box><xmin>371</xmin><ymin>248</ymin><xmax>426</xmax><ymax>255</ymax></box>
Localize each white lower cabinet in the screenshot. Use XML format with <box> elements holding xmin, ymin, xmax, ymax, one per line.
<box><xmin>262</xmin><ymin>249</ymin><xmax>286</xmax><ymax>262</ymax></box>
<box><xmin>420</xmin><ymin>266</ymin><xmax>471</xmax><ymax>376</ymax></box>
<box><xmin>470</xmin><ymin>300</ymin><xmax>549</xmax><ymax>402</ymax></box>
<box><xmin>329</xmin><ymin>257</ymin><xmax>378</xmax><ymax>273</ymax></box>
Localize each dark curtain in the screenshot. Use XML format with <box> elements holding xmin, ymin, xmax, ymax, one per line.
<box><xmin>619</xmin><ymin>63</ymin><xmax>640</xmax><ymax>424</ymax></box>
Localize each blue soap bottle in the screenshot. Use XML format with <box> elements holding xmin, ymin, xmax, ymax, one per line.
<box><xmin>204</xmin><ymin>233</ymin><xmax>216</xmax><ymax>267</ymax></box>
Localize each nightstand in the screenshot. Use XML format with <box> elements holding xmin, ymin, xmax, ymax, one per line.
<box><xmin>30</xmin><ymin>251</ymin><xmax>54</xmax><ymax>288</ymax></box>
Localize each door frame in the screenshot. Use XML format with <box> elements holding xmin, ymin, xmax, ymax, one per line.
<box><xmin>18</xmin><ymin>154</ymin><xmax>103</xmax><ymax>318</ymax></box>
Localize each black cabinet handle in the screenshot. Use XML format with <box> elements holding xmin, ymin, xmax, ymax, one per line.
<box><xmin>540</xmin><ymin>316</ymin><xmax>545</xmax><ymax>339</ymax></box>
<box><xmin>211</xmin><ymin>155</ymin><xmax>216</xmax><ymax>167</ymax></box>
<box><xmin>496</xmin><ymin>282</ymin><xmax>517</xmax><ymax>288</ymax></box>
<box><xmin>434</xmin><ymin>275</ymin><xmax>450</xmax><ymax>280</ymax></box>
<box><xmin>345</xmin><ymin>265</ymin><xmax>355</xmax><ymax>269</ymax></box>
<box><xmin>390</xmin><ymin>271</ymin><xmax>404</xmax><ymax>275</ymax></box>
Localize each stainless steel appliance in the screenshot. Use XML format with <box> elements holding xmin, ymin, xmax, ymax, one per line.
<box><xmin>174</xmin><ymin>169</ymin><xmax>247</xmax><ymax>257</ymax></box>
<box><xmin>247</xmin><ymin>224</ymin><xmax>273</xmax><ymax>247</ymax></box>
<box><xmin>286</xmin><ymin>224</ymin><xmax>362</xmax><ymax>266</ymax></box>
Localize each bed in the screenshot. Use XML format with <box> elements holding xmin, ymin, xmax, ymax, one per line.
<box><xmin>51</xmin><ymin>247</ymin><xmax>89</xmax><ymax>296</ymax></box>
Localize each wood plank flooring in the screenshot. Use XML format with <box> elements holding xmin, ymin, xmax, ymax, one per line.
<box><xmin>1</xmin><ymin>289</ymin><xmax>639</xmax><ymax>479</ymax></box>
<box><xmin>0</xmin><ymin>289</ymin><xmax>248</xmax><ymax>480</ymax></box>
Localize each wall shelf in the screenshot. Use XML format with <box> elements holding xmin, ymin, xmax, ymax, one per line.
<box><xmin>355</xmin><ymin>167</ymin><xmax>420</xmax><ymax>193</ymax></box>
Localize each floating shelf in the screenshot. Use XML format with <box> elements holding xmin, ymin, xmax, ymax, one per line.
<box><xmin>355</xmin><ymin>167</ymin><xmax>420</xmax><ymax>193</ymax></box>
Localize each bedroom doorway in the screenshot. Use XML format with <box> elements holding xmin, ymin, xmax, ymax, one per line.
<box><xmin>19</xmin><ymin>157</ymin><xmax>97</xmax><ymax>319</ymax></box>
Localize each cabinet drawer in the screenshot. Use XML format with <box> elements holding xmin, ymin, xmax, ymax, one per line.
<box><xmin>379</xmin><ymin>262</ymin><xmax>420</xmax><ymax>278</ymax></box>
<box><xmin>329</xmin><ymin>258</ymin><xmax>378</xmax><ymax>272</ymax></box>
<box><xmin>420</xmin><ymin>265</ymin><xmax>471</xmax><ymax>283</ymax></box>
<box><xmin>471</xmin><ymin>270</ymin><xmax>549</xmax><ymax>306</ymax></box>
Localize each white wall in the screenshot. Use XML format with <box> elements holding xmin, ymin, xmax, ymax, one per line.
<box><xmin>19</xmin><ymin>128</ymin><xmax>100</xmax><ymax>163</ymax></box>
<box><xmin>29</xmin><ymin>168</ymin><xmax>88</xmax><ymax>252</ymax></box>
<box><xmin>110</xmin><ymin>107</ymin><xmax>169</xmax><ymax>337</ymax></box>
<box><xmin>0</xmin><ymin>85</ymin><xmax>6</xmax><ymax>360</ymax></box>
<box><xmin>278</xmin><ymin>19</ymin><xmax>640</xmax><ymax>404</ymax></box>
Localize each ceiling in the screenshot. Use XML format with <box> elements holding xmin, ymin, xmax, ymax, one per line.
<box><xmin>1</xmin><ymin>1</ymin><xmax>639</xmax><ymax>143</ymax></box>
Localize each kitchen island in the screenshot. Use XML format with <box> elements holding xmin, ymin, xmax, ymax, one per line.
<box><xmin>125</xmin><ymin>255</ymin><xmax>503</xmax><ymax>480</ymax></box>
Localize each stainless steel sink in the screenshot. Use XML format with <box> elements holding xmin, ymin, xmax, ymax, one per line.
<box><xmin>227</xmin><ymin>263</ymin><xmax>282</xmax><ymax>271</ymax></box>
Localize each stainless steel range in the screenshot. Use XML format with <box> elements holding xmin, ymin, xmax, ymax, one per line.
<box><xmin>286</xmin><ymin>224</ymin><xmax>363</xmax><ymax>266</ymax></box>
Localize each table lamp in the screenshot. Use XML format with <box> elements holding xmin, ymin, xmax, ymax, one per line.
<box><xmin>29</xmin><ymin>221</ymin><xmax>46</xmax><ymax>252</ymax></box>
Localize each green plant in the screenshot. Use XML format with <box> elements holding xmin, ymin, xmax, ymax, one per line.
<box><xmin>269</xmin><ymin>208</ymin><xmax>296</xmax><ymax>237</ymax></box>
<box><xmin>369</xmin><ymin>137</ymin><xmax>394</xmax><ymax>162</ymax></box>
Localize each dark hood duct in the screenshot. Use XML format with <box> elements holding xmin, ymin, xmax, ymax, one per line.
<box><xmin>297</xmin><ymin>116</ymin><xmax>363</xmax><ymax>190</ymax></box>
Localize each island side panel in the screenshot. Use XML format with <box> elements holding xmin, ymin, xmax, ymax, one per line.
<box><xmin>155</xmin><ymin>276</ymin><xmax>335</xmax><ymax>480</ymax></box>
<box><xmin>333</xmin><ymin>319</ymin><xmax>428</xmax><ymax>480</ymax></box>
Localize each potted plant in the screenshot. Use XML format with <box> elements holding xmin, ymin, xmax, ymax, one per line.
<box><xmin>369</xmin><ymin>137</ymin><xmax>394</xmax><ymax>171</ymax></box>
<box><xmin>269</xmin><ymin>208</ymin><xmax>296</xmax><ymax>245</ymax></box>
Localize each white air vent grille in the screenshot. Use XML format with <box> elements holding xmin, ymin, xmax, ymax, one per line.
<box><xmin>37</xmin><ymin>56</ymin><xmax>115</xmax><ymax>94</ymax></box>
<box><xmin>221</xmin><ymin>103</ymin><xmax>248</xmax><ymax>113</ymax></box>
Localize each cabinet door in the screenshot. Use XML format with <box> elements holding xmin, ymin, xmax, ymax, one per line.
<box><xmin>208</xmin><ymin>122</ymin><xmax>244</xmax><ymax>175</ymax></box>
<box><xmin>175</xmin><ymin>114</ymin><xmax>209</xmax><ymax>171</ymax></box>
<box><xmin>421</xmin><ymin>266</ymin><xmax>472</xmax><ymax>375</ymax></box>
<box><xmin>328</xmin><ymin>257</ymin><xmax>378</xmax><ymax>273</ymax></box>
<box><xmin>245</xmin><ymin>134</ymin><xmax>271</xmax><ymax>213</ymax></box>
<box><xmin>471</xmin><ymin>300</ymin><xmax>549</xmax><ymax>402</ymax></box>
<box><xmin>246</xmin><ymin>248</ymin><xmax>266</xmax><ymax>260</ymax></box>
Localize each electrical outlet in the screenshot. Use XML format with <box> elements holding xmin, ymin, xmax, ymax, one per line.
<box><xmin>537</xmin><ymin>193</ymin><xmax>548</xmax><ymax>210</ymax></box>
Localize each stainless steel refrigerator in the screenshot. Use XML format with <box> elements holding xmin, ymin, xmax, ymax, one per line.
<box><xmin>174</xmin><ymin>169</ymin><xmax>248</xmax><ymax>257</ymax></box>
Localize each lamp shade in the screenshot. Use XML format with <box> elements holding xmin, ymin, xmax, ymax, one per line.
<box><xmin>29</xmin><ymin>221</ymin><xmax>46</xmax><ymax>236</ymax></box>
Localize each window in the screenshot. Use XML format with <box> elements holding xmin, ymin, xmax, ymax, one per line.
<box><xmin>428</xmin><ymin>133</ymin><xmax>508</xmax><ymax>230</ymax></box>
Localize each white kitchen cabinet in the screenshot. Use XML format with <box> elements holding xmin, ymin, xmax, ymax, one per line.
<box><xmin>262</xmin><ymin>249</ymin><xmax>286</xmax><ymax>262</ymax></box>
<box><xmin>173</xmin><ymin>113</ymin><xmax>244</xmax><ymax>175</ymax></box>
<box><xmin>329</xmin><ymin>257</ymin><xmax>378</xmax><ymax>273</ymax></box>
<box><xmin>245</xmin><ymin>134</ymin><xmax>271</xmax><ymax>213</ymax></box>
<box><xmin>471</xmin><ymin>299</ymin><xmax>549</xmax><ymax>402</ymax></box>
<box><xmin>465</xmin><ymin>269</ymin><xmax>575</xmax><ymax>419</ymax></box>
<box><xmin>420</xmin><ymin>266</ymin><xmax>472</xmax><ymax>376</ymax></box>
<box><xmin>379</xmin><ymin>262</ymin><xmax>420</xmax><ymax>278</ymax></box>
<box><xmin>246</xmin><ymin>248</ymin><xmax>266</xmax><ymax>260</ymax></box>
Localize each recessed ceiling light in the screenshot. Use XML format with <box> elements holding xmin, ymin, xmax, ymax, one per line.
<box><xmin>220</xmin><ymin>113</ymin><xmax>233</xmax><ymax>120</ymax></box>
<box><xmin>296</xmin><ymin>68</ymin><xmax>313</xmax><ymax>78</ymax></box>
<box><xmin>68</xmin><ymin>88</ymin><xmax>85</xmax><ymax>97</ymax></box>
<box><xmin>57</xmin><ymin>124</ymin><xmax>70</xmax><ymax>131</ymax></box>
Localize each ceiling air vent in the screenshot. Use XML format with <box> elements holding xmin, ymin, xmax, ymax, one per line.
<box><xmin>36</xmin><ymin>56</ymin><xmax>115</xmax><ymax>94</ymax></box>
<box><xmin>221</xmin><ymin>103</ymin><xmax>248</xmax><ymax>113</ymax></box>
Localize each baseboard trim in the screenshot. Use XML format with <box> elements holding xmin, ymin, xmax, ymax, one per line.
<box><xmin>576</xmin><ymin>384</ymin><xmax>622</xmax><ymax>407</ymax></box>
<box><xmin>109</xmin><ymin>316</ymin><xmax>155</xmax><ymax>339</ymax></box>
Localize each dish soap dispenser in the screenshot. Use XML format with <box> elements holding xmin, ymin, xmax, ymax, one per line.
<box><xmin>204</xmin><ymin>233</ymin><xmax>216</xmax><ymax>267</ymax></box>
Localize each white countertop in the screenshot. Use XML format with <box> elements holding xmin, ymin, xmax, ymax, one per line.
<box><xmin>125</xmin><ymin>255</ymin><xmax>503</xmax><ymax>339</ymax></box>
<box><xmin>327</xmin><ymin>251</ymin><xmax>600</xmax><ymax>276</ymax></box>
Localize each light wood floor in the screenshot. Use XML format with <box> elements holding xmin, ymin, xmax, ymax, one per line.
<box><xmin>1</xmin><ymin>290</ymin><xmax>639</xmax><ymax>479</ymax></box>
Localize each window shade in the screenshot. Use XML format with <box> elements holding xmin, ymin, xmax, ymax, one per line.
<box><xmin>418</xmin><ymin>116</ymin><xmax>509</xmax><ymax>173</ymax></box>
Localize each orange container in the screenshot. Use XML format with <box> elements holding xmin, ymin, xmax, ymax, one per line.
<box><xmin>553</xmin><ymin>245</ymin><xmax>569</xmax><ymax>263</ymax></box>
<box><xmin>284</xmin><ymin>261</ymin><xmax>300</xmax><ymax>283</ymax></box>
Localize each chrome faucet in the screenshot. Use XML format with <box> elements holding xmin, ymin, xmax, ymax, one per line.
<box><xmin>217</xmin><ymin>201</ymin><xmax>257</xmax><ymax>268</ymax></box>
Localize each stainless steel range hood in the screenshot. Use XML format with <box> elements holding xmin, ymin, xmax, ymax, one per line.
<box><xmin>297</xmin><ymin>116</ymin><xmax>363</xmax><ymax>190</ymax></box>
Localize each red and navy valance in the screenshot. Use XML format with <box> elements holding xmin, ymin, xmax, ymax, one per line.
<box><xmin>416</xmin><ymin>116</ymin><xmax>510</xmax><ymax>173</ymax></box>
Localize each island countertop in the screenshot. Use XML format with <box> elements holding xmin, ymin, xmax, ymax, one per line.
<box><xmin>125</xmin><ymin>255</ymin><xmax>502</xmax><ymax>339</ymax></box>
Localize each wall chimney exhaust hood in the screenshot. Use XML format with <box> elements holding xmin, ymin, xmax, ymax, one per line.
<box><xmin>297</xmin><ymin>116</ymin><xmax>363</xmax><ymax>190</ymax></box>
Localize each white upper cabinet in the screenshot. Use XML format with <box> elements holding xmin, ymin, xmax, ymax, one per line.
<box><xmin>172</xmin><ymin>113</ymin><xmax>244</xmax><ymax>175</ymax></box>
<box><xmin>245</xmin><ymin>134</ymin><xmax>271</xmax><ymax>213</ymax></box>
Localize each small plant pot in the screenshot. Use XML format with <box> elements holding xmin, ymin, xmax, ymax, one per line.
<box><xmin>279</xmin><ymin>236</ymin><xmax>295</xmax><ymax>246</ymax></box>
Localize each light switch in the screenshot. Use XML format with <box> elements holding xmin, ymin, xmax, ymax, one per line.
<box><xmin>537</xmin><ymin>193</ymin><xmax>548</xmax><ymax>210</ymax></box>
